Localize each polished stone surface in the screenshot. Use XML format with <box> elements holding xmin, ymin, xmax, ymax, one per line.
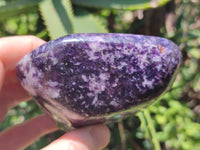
<box><xmin>16</xmin><ymin>33</ymin><xmax>181</xmax><ymax>129</ymax></box>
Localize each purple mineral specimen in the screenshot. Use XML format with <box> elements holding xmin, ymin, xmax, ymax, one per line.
<box><xmin>16</xmin><ymin>33</ymin><xmax>181</xmax><ymax>130</ymax></box>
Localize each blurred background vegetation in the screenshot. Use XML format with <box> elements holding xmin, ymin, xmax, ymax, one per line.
<box><xmin>0</xmin><ymin>0</ymin><xmax>200</xmax><ymax>149</ymax></box>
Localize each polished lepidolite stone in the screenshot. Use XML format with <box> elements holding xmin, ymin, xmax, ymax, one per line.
<box><xmin>16</xmin><ymin>33</ymin><xmax>181</xmax><ymax>129</ymax></box>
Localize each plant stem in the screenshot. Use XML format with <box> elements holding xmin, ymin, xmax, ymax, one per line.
<box><xmin>118</xmin><ymin>121</ymin><xmax>126</xmax><ymax>150</ymax></box>
<box><xmin>138</xmin><ymin>110</ymin><xmax>161</xmax><ymax>150</ymax></box>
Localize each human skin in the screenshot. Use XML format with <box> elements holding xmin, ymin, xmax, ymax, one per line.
<box><xmin>0</xmin><ymin>36</ymin><xmax>110</xmax><ymax>150</ymax></box>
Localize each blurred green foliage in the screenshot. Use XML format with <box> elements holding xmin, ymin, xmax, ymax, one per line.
<box><xmin>0</xmin><ymin>0</ymin><xmax>200</xmax><ymax>149</ymax></box>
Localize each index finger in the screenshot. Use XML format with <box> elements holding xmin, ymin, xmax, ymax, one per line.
<box><xmin>0</xmin><ymin>36</ymin><xmax>46</xmax><ymax>116</ymax></box>
<box><xmin>0</xmin><ymin>35</ymin><xmax>45</xmax><ymax>72</ymax></box>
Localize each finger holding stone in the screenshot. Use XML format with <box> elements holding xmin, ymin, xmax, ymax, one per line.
<box><xmin>0</xmin><ymin>36</ymin><xmax>46</xmax><ymax>121</ymax></box>
<box><xmin>0</xmin><ymin>114</ymin><xmax>58</xmax><ymax>150</ymax></box>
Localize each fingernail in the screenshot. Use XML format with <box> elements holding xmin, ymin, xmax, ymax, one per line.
<box><xmin>89</xmin><ymin>125</ymin><xmax>110</xmax><ymax>150</ymax></box>
<box><xmin>42</xmin><ymin>140</ymin><xmax>89</xmax><ymax>150</ymax></box>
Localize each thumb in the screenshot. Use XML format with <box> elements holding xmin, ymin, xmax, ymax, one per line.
<box><xmin>42</xmin><ymin>124</ymin><xmax>110</xmax><ymax>150</ymax></box>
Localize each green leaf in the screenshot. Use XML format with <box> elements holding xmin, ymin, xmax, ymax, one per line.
<box><xmin>39</xmin><ymin>0</ymin><xmax>74</xmax><ymax>39</ymax></box>
<box><xmin>0</xmin><ymin>0</ymin><xmax>40</xmax><ymax>20</ymax></box>
<box><xmin>71</xmin><ymin>0</ymin><xmax>171</xmax><ymax>10</ymax></box>
<box><xmin>189</xmin><ymin>48</ymin><xmax>200</xmax><ymax>59</ymax></box>
<box><xmin>0</xmin><ymin>0</ymin><xmax>6</xmax><ymax>7</ymax></box>
<box><xmin>74</xmin><ymin>9</ymin><xmax>108</xmax><ymax>33</ymax></box>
